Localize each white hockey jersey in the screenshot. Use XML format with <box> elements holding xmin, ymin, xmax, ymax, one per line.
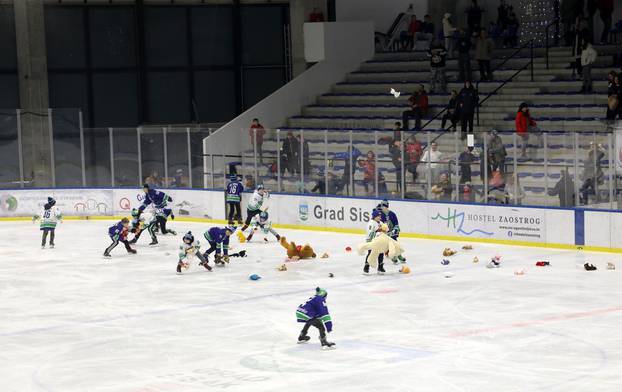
<box><xmin>247</xmin><ymin>190</ymin><xmax>269</xmax><ymax>212</ymax></box>
<box><xmin>366</xmin><ymin>220</ymin><xmax>381</xmax><ymax>242</ymax></box>
<box><xmin>38</xmin><ymin>206</ymin><xmax>62</xmax><ymax>229</ymax></box>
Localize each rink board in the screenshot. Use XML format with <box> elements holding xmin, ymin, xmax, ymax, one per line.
<box><xmin>1</xmin><ymin>188</ymin><xmax>621</xmax><ymax>252</ymax></box>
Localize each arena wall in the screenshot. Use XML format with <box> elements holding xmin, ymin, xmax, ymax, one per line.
<box><xmin>1</xmin><ymin>188</ymin><xmax>620</xmax><ymax>253</ymax></box>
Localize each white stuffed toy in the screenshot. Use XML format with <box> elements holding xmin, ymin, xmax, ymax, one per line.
<box><xmin>357</xmin><ymin>232</ymin><xmax>404</xmax><ymax>268</ymax></box>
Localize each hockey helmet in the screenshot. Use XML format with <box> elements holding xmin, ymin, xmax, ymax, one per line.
<box><xmin>131</xmin><ymin>208</ymin><xmax>140</xmax><ymax>218</ymax></box>
<box><xmin>47</xmin><ymin>196</ymin><xmax>56</xmax><ymax>206</ymax></box>
<box><xmin>316</xmin><ymin>287</ymin><xmax>328</xmax><ymax>298</ymax></box>
<box><xmin>183</xmin><ymin>231</ymin><xmax>194</xmax><ymax>243</ymax></box>
<box><xmin>257</xmin><ymin>184</ymin><xmax>265</xmax><ymax>190</ymax></box>
<box><xmin>259</xmin><ymin>211</ymin><xmax>269</xmax><ymax>222</ymax></box>
<box><xmin>225</xmin><ymin>225</ymin><xmax>237</xmax><ymax>233</ymax></box>
<box><xmin>380</xmin><ymin>199</ymin><xmax>389</xmax><ymax>208</ymax></box>
<box><xmin>372</xmin><ymin>209</ymin><xmax>383</xmax><ymax>221</ymax></box>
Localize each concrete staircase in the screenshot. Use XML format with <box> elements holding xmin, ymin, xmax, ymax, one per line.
<box><xmin>240</xmin><ymin>44</ymin><xmax>622</xmax><ymax>207</ymax></box>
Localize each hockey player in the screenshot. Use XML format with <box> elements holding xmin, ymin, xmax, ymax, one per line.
<box><xmin>34</xmin><ymin>197</ymin><xmax>62</xmax><ymax>249</ymax></box>
<box><xmin>137</xmin><ymin>183</ymin><xmax>173</xmax><ymax>233</ymax></box>
<box><xmin>134</xmin><ymin>209</ymin><xmax>159</xmax><ymax>245</ymax></box>
<box><xmin>380</xmin><ymin>200</ymin><xmax>406</xmax><ymax>264</ymax></box>
<box><xmin>152</xmin><ymin>207</ymin><xmax>177</xmax><ymax>236</ymax></box>
<box><xmin>128</xmin><ymin>208</ymin><xmax>146</xmax><ymax>244</ymax></box>
<box><xmin>177</xmin><ymin>231</ymin><xmax>212</xmax><ymax>274</ymax></box>
<box><xmin>203</xmin><ymin>226</ymin><xmax>235</xmax><ymax>266</ymax></box>
<box><xmin>240</xmin><ymin>211</ymin><xmax>280</xmax><ymax>243</ymax></box>
<box><xmin>237</xmin><ymin>184</ymin><xmax>269</xmax><ymax>242</ymax></box>
<box><xmin>226</xmin><ymin>174</ymin><xmax>244</xmax><ymax>225</ymax></box>
<box><xmin>364</xmin><ymin>209</ymin><xmax>385</xmax><ymax>274</ymax></box>
<box><xmin>296</xmin><ymin>287</ymin><xmax>335</xmax><ymax>349</ymax></box>
<box><xmin>104</xmin><ymin>217</ymin><xmax>137</xmax><ymax>257</ymax></box>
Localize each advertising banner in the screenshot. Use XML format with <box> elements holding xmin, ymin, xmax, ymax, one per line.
<box><xmin>0</xmin><ymin>189</ymin><xmax>113</xmax><ymax>217</ymax></box>
<box><xmin>113</xmin><ymin>189</ymin><xmax>225</xmax><ymax>220</ymax></box>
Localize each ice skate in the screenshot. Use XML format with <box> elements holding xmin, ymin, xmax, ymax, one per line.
<box><xmin>41</xmin><ymin>244</ymin><xmax>45</xmax><ymax>249</ymax></box>
<box><xmin>149</xmin><ymin>240</ymin><xmax>158</xmax><ymax>246</ymax></box>
<box><xmin>103</xmin><ymin>252</ymin><xmax>111</xmax><ymax>258</ymax></box>
<box><xmin>199</xmin><ymin>260</ymin><xmax>212</xmax><ymax>271</ymax></box>
<box><xmin>363</xmin><ymin>264</ymin><xmax>370</xmax><ymax>275</ymax></box>
<box><xmin>377</xmin><ymin>265</ymin><xmax>386</xmax><ymax>275</ymax></box>
<box><xmin>297</xmin><ymin>334</ymin><xmax>311</xmax><ymax>344</ymax></box>
<box><xmin>320</xmin><ymin>337</ymin><xmax>336</xmax><ymax>349</ymax></box>
<box><xmin>127</xmin><ymin>248</ymin><xmax>137</xmax><ymax>254</ymax></box>
<box><xmin>176</xmin><ymin>263</ymin><xmax>183</xmax><ymax>274</ymax></box>
<box><xmin>50</xmin><ymin>244</ymin><xmax>55</xmax><ymax>249</ymax></box>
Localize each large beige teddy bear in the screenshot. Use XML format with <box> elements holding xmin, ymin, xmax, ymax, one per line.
<box><xmin>357</xmin><ymin>232</ymin><xmax>404</xmax><ymax>268</ymax></box>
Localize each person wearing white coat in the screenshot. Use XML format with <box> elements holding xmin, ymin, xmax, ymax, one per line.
<box><xmin>442</xmin><ymin>13</ymin><xmax>456</xmax><ymax>58</ymax></box>
<box><xmin>580</xmin><ymin>43</ymin><xmax>598</xmax><ymax>93</ymax></box>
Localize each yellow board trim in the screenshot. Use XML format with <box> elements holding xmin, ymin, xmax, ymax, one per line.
<box><xmin>3</xmin><ymin>215</ymin><xmax>622</xmax><ymax>254</ymax></box>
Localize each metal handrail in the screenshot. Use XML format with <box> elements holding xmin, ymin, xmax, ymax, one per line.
<box><xmin>545</xmin><ymin>18</ymin><xmax>561</xmax><ymax>69</ymax></box>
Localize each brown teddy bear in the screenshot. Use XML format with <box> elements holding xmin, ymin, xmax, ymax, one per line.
<box><xmin>279</xmin><ymin>236</ymin><xmax>316</xmax><ymax>260</ymax></box>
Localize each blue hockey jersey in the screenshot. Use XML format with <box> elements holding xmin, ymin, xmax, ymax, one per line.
<box><xmin>296</xmin><ymin>295</ymin><xmax>333</xmax><ymax>332</ymax></box>
<box><xmin>203</xmin><ymin>227</ymin><xmax>230</xmax><ymax>255</ymax></box>
<box><xmin>226</xmin><ymin>181</ymin><xmax>244</xmax><ymax>203</ymax></box>
<box><xmin>138</xmin><ymin>189</ymin><xmax>170</xmax><ymax>212</ymax></box>
<box><xmin>108</xmin><ymin>221</ymin><xmax>128</xmax><ymax>240</ymax></box>
<box><xmin>386</xmin><ymin>210</ymin><xmax>400</xmax><ymax>237</ymax></box>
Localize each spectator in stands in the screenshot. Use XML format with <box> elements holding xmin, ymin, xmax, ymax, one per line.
<box><xmin>419</xmin><ymin>14</ymin><xmax>435</xmax><ymax>50</ymax></box>
<box><xmin>421</xmin><ymin>141</ymin><xmax>444</xmax><ymax>183</ymax></box>
<box><xmin>607</xmin><ymin>73</ymin><xmax>621</xmax><ymax>121</ymax></box>
<box><xmin>457</xmin><ymin>80</ymin><xmax>478</xmax><ymax>139</ymax></box>
<box><xmin>405</xmin><ymin>135</ymin><xmax>423</xmax><ymax>183</ymax></box>
<box><xmin>515</xmin><ymin>102</ymin><xmax>540</xmax><ymax>158</ymax></box>
<box><xmin>144</xmin><ymin>170</ymin><xmax>163</xmax><ymax>187</ymax></box>
<box><xmin>249</xmin><ymin>118</ymin><xmax>266</xmax><ymax>164</ymax></box>
<box><xmin>461</xmin><ymin>182</ymin><xmax>476</xmax><ymax>203</ymax></box>
<box><xmin>475</xmin><ymin>29</ymin><xmax>494</xmax><ymax>82</ymax></box>
<box><xmin>579</xmin><ymin>142</ymin><xmax>606</xmax><ymax>205</ymax></box>
<box><xmin>358</xmin><ymin>151</ymin><xmax>377</xmax><ymax>196</ymax></box>
<box><xmin>580</xmin><ymin>42</ymin><xmax>598</xmax><ymax>93</ymax></box>
<box><xmin>393</xmin><ymin>121</ymin><xmax>403</xmax><ymax>141</ymax></box>
<box><xmin>341</xmin><ymin>146</ymin><xmax>359</xmax><ymax>196</ymax></box>
<box><xmin>459</xmin><ymin>145</ymin><xmax>477</xmax><ymax>184</ymax></box>
<box><xmin>389</xmin><ymin>139</ymin><xmax>403</xmax><ymax>193</ymax></box>
<box><xmin>456</xmin><ymin>29</ymin><xmax>473</xmax><ymax>82</ymax></box>
<box><xmin>442</xmin><ymin>13</ymin><xmax>456</xmax><ymax>59</ymax></box>
<box><xmin>245</xmin><ymin>174</ymin><xmax>255</xmax><ymax>189</ymax></box>
<box><xmin>296</xmin><ymin>135</ymin><xmax>311</xmax><ymax>175</ymax></box>
<box><xmin>487</xmin><ymin>169</ymin><xmax>506</xmax><ymax>203</ymax></box>
<box><xmin>441</xmin><ymin>90</ymin><xmax>459</xmax><ymax>130</ymax></box>
<box><xmin>312</xmin><ymin>170</ymin><xmax>341</xmax><ymax>195</ymax></box>
<box><xmin>402</xmin><ymin>84</ymin><xmax>429</xmax><ymax>131</ymax></box>
<box><xmin>377</xmin><ymin>172</ymin><xmax>389</xmax><ymax>196</ymax></box>
<box><xmin>308</xmin><ymin>7</ymin><xmax>324</xmax><ymax>22</ymax></box>
<box><xmin>598</xmin><ymin>0</ymin><xmax>614</xmax><ymax>44</ymax></box>
<box><xmin>431</xmin><ymin>172</ymin><xmax>453</xmax><ymax>201</ymax></box>
<box><xmin>497</xmin><ymin>0</ymin><xmax>510</xmax><ymax>31</ymax></box>
<box><xmin>504</xmin><ymin>10</ymin><xmax>519</xmax><ymax>47</ymax></box>
<box><xmin>408</xmin><ymin>15</ymin><xmax>422</xmax><ymax>51</ymax></box>
<box><xmin>549</xmin><ymin>169</ymin><xmax>576</xmax><ymax>207</ymax></box>
<box><xmin>428</xmin><ymin>39</ymin><xmax>448</xmax><ymax>94</ymax></box>
<box><xmin>466</xmin><ymin>0</ymin><xmax>484</xmax><ymax>37</ymax></box>
<box><xmin>171</xmin><ymin>168</ymin><xmax>186</xmax><ymax>188</ymax></box>
<box><xmin>504</xmin><ymin>175</ymin><xmax>525</xmax><ymax>205</ymax></box>
<box><xmin>488</xmin><ymin>22</ymin><xmax>502</xmax><ymax>48</ymax></box>
<box><xmin>488</xmin><ymin>129</ymin><xmax>506</xmax><ymax>173</ymax></box>
<box><xmin>573</xmin><ymin>17</ymin><xmax>591</xmax><ymax>78</ymax></box>
<box><xmin>280</xmin><ymin>131</ymin><xmax>299</xmax><ymax>175</ymax></box>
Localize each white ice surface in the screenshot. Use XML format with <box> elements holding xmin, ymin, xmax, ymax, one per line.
<box><xmin>1</xmin><ymin>220</ymin><xmax>622</xmax><ymax>392</ymax></box>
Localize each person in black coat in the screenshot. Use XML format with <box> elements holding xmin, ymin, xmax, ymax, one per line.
<box><xmin>389</xmin><ymin>139</ymin><xmax>403</xmax><ymax>193</ymax></box>
<box><xmin>548</xmin><ymin>169</ymin><xmax>576</xmax><ymax>207</ymax></box>
<box><xmin>459</xmin><ymin>146</ymin><xmax>477</xmax><ymax>184</ymax></box>
<box><xmin>281</xmin><ymin>132</ymin><xmax>299</xmax><ymax>175</ymax></box>
<box><xmin>441</xmin><ymin>90</ymin><xmax>459</xmax><ymax>130</ymax></box>
<box><xmin>457</xmin><ymin>80</ymin><xmax>478</xmax><ymax>139</ymax></box>
<box><xmin>297</xmin><ymin>135</ymin><xmax>311</xmax><ymax>175</ymax></box>
<box><xmin>456</xmin><ymin>29</ymin><xmax>473</xmax><ymax>82</ymax></box>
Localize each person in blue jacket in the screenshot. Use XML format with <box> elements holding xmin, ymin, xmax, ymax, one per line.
<box><xmin>104</xmin><ymin>217</ymin><xmax>137</xmax><ymax>258</ymax></box>
<box><xmin>296</xmin><ymin>287</ymin><xmax>335</xmax><ymax>348</ymax></box>
<box><xmin>225</xmin><ymin>174</ymin><xmax>244</xmax><ymax>225</ymax></box>
<box><xmin>138</xmin><ymin>184</ymin><xmax>175</xmax><ymax>234</ymax></box>
<box><xmin>380</xmin><ymin>199</ymin><xmax>406</xmax><ymax>264</ymax></box>
<box><xmin>202</xmin><ymin>226</ymin><xmax>235</xmax><ymax>265</ymax></box>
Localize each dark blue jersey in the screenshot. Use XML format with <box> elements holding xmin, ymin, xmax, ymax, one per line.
<box><xmin>138</xmin><ymin>189</ymin><xmax>170</xmax><ymax>212</ymax></box>
<box><xmin>203</xmin><ymin>227</ymin><xmax>230</xmax><ymax>255</ymax></box>
<box><xmin>226</xmin><ymin>181</ymin><xmax>244</xmax><ymax>203</ymax></box>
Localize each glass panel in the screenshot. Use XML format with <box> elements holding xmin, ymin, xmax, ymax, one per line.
<box><xmin>52</xmin><ymin>108</ymin><xmax>82</xmax><ymax>187</ymax></box>
<box><xmin>84</xmin><ymin>128</ymin><xmax>111</xmax><ymax>187</ymax></box>
<box><xmin>0</xmin><ymin>110</ymin><xmax>19</xmax><ymax>188</ymax></box>
<box><xmin>45</xmin><ymin>7</ymin><xmax>86</xmax><ymax>69</ymax></box>
<box><xmin>259</xmin><ymin>128</ymin><xmax>278</xmax><ymax>193</ymax></box>
<box><xmin>166</xmin><ymin>129</ymin><xmax>189</xmax><ymax>188</ymax></box>
<box><xmin>353</xmin><ymin>130</ymin><xmax>377</xmax><ymax>198</ymax></box>
<box><xmin>112</xmin><ymin>128</ymin><xmax>139</xmax><ymax>187</ymax></box>
<box><xmin>140</xmin><ymin>127</ymin><xmax>165</xmax><ymax>187</ymax></box>
<box><xmin>190</xmin><ymin>127</ymin><xmax>213</xmax><ymax>189</ymax></box>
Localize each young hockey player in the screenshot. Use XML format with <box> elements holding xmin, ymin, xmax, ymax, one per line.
<box><xmin>239</xmin><ymin>211</ymin><xmax>280</xmax><ymax>243</ymax></box>
<box><xmin>104</xmin><ymin>217</ymin><xmax>137</xmax><ymax>258</ymax></box>
<box><xmin>226</xmin><ymin>174</ymin><xmax>244</xmax><ymax>225</ymax></box>
<box><xmin>137</xmin><ymin>184</ymin><xmax>173</xmax><ymax>233</ymax></box>
<box><xmin>128</xmin><ymin>208</ymin><xmax>145</xmax><ymax>244</ymax></box>
<box><xmin>237</xmin><ymin>185</ymin><xmax>269</xmax><ymax>242</ymax></box>
<box><xmin>135</xmin><ymin>209</ymin><xmax>159</xmax><ymax>245</ymax></box>
<box><xmin>364</xmin><ymin>209</ymin><xmax>385</xmax><ymax>274</ymax></box>
<box><xmin>34</xmin><ymin>197</ymin><xmax>62</xmax><ymax>249</ymax></box>
<box><xmin>296</xmin><ymin>287</ymin><xmax>335</xmax><ymax>349</ymax></box>
<box><xmin>152</xmin><ymin>207</ymin><xmax>177</xmax><ymax>236</ymax></box>
<box><xmin>177</xmin><ymin>231</ymin><xmax>212</xmax><ymax>274</ymax></box>
<box><xmin>203</xmin><ymin>226</ymin><xmax>235</xmax><ymax>266</ymax></box>
<box><xmin>380</xmin><ymin>200</ymin><xmax>406</xmax><ymax>264</ymax></box>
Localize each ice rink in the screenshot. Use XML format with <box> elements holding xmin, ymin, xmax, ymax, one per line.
<box><xmin>1</xmin><ymin>220</ymin><xmax>622</xmax><ymax>392</ymax></box>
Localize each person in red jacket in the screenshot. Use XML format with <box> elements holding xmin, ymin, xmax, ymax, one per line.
<box><xmin>402</xmin><ymin>84</ymin><xmax>429</xmax><ymax>131</ymax></box>
<box><xmin>249</xmin><ymin>118</ymin><xmax>266</xmax><ymax>164</ymax></box>
<box><xmin>408</xmin><ymin>15</ymin><xmax>422</xmax><ymax>50</ymax></box>
<box><xmin>358</xmin><ymin>151</ymin><xmax>377</xmax><ymax>196</ymax></box>
<box><xmin>515</xmin><ymin>102</ymin><xmax>541</xmax><ymax>158</ymax></box>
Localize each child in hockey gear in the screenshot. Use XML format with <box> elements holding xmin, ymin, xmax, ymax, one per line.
<box><xmin>138</xmin><ymin>184</ymin><xmax>173</xmax><ymax>213</ymax></box>
<box><xmin>380</xmin><ymin>200</ymin><xmax>406</xmax><ymax>264</ymax></box>
<box><xmin>177</xmin><ymin>231</ymin><xmax>212</xmax><ymax>274</ymax></box>
<box><xmin>104</xmin><ymin>218</ymin><xmax>136</xmax><ymax>257</ymax></box>
<box><xmin>242</xmin><ymin>211</ymin><xmax>281</xmax><ymax>243</ymax></box>
<box><xmin>128</xmin><ymin>208</ymin><xmax>145</xmax><ymax>244</ymax></box>
<box><xmin>226</xmin><ymin>174</ymin><xmax>244</xmax><ymax>225</ymax></box>
<box><xmin>363</xmin><ymin>209</ymin><xmax>385</xmax><ymax>274</ymax></box>
<box><xmin>296</xmin><ymin>287</ymin><xmax>335</xmax><ymax>349</ymax></box>
<box><xmin>203</xmin><ymin>226</ymin><xmax>235</xmax><ymax>265</ymax></box>
<box><xmin>238</xmin><ymin>185</ymin><xmax>269</xmax><ymax>241</ymax></box>
<box><xmin>152</xmin><ymin>207</ymin><xmax>177</xmax><ymax>236</ymax></box>
<box><xmin>34</xmin><ymin>197</ymin><xmax>62</xmax><ymax>248</ymax></box>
